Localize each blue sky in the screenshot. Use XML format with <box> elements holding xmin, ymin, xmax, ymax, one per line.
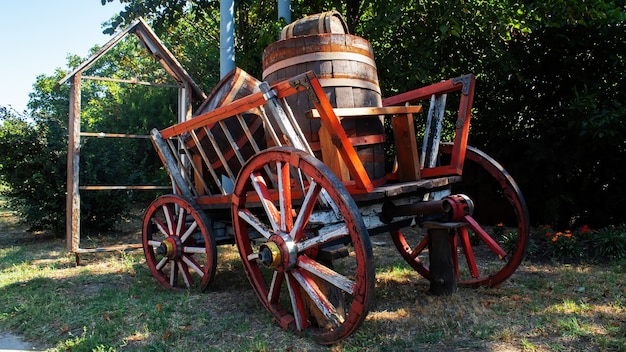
<box><xmin>0</xmin><ymin>1</ymin><xmax>126</xmax><ymax>113</ymax></box>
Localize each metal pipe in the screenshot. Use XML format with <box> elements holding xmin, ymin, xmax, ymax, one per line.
<box><xmin>278</xmin><ymin>0</ymin><xmax>291</xmax><ymax>23</ymax></box>
<box><xmin>220</xmin><ymin>0</ymin><xmax>235</xmax><ymax>78</ymax></box>
<box><xmin>380</xmin><ymin>199</ymin><xmax>451</xmax><ymax>224</ymax></box>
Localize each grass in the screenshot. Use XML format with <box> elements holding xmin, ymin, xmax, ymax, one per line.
<box><xmin>0</xmin><ymin>198</ymin><xmax>625</xmax><ymax>351</ymax></box>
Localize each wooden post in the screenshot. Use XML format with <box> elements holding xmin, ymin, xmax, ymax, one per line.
<box><xmin>391</xmin><ymin>112</ymin><xmax>421</xmax><ymax>181</ymax></box>
<box><xmin>427</xmin><ymin>228</ymin><xmax>457</xmax><ymax>295</ymax></box>
<box><xmin>66</xmin><ymin>73</ymin><xmax>81</xmax><ymax>252</ymax></box>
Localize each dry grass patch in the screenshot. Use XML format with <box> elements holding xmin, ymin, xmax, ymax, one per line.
<box><xmin>0</xmin><ymin>200</ymin><xmax>624</xmax><ymax>351</ymax></box>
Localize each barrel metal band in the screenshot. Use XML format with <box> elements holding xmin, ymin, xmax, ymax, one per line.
<box><xmin>263</xmin><ymin>52</ymin><xmax>377</xmax><ymax>78</ymax></box>
<box><xmin>317</xmin><ymin>78</ymin><xmax>382</xmax><ymax>94</ymax></box>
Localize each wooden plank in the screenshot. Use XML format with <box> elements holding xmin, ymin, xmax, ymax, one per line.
<box><xmin>319</xmin><ymin>122</ymin><xmax>350</xmax><ymax>181</ymax></box>
<box><xmin>391</xmin><ymin>113</ymin><xmax>421</xmax><ymax>181</ymax></box>
<box><xmin>306</xmin><ymin>106</ymin><xmax>423</xmax><ymax>119</ymax></box>
<box><xmin>307</xmin><ymin>75</ymin><xmax>374</xmax><ymax>192</ymax></box>
<box><xmin>66</xmin><ymin>73</ymin><xmax>81</xmax><ymax>253</ymax></box>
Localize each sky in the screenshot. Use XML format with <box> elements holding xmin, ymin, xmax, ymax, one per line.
<box><xmin>0</xmin><ymin>1</ymin><xmax>126</xmax><ymax>113</ymax></box>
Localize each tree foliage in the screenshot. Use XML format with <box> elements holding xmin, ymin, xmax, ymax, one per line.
<box><xmin>1</xmin><ymin>0</ymin><xmax>624</xmax><ymax>234</ymax></box>
<box><xmin>101</xmin><ymin>0</ymin><xmax>625</xmax><ymax>228</ymax></box>
<box><xmin>0</xmin><ymin>38</ymin><xmax>176</xmax><ymax>234</ymax></box>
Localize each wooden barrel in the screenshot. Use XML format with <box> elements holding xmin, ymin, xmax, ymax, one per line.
<box><xmin>262</xmin><ymin>33</ymin><xmax>386</xmax><ymax>181</ymax></box>
<box><xmin>280</xmin><ymin>10</ymin><xmax>349</xmax><ymax>40</ymax></box>
<box><xmin>189</xmin><ymin>67</ymin><xmax>266</xmax><ymax>193</ymax></box>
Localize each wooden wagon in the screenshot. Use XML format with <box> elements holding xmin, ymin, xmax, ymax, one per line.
<box><xmin>141</xmin><ymin>13</ymin><xmax>529</xmax><ymax>344</ymax></box>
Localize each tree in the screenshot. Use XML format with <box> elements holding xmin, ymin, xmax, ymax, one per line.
<box><xmin>0</xmin><ymin>106</ymin><xmax>66</xmax><ymax>233</ymax></box>
<box><xmin>101</xmin><ymin>0</ymin><xmax>626</xmax><ymax>228</ymax></box>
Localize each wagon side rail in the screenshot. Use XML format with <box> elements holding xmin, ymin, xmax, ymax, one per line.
<box><xmin>304</xmin><ymin>74</ymin><xmax>476</xmax><ymax>184</ymax></box>
<box><xmin>382</xmin><ymin>74</ymin><xmax>476</xmax><ymax>179</ymax></box>
<box><xmin>150</xmin><ymin>71</ymin><xmax>377</xmax><ymax>204</ymax></box>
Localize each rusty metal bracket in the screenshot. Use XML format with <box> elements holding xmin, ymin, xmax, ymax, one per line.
<box><xmin>289</xmin><ymin>75</ymin><xmax>320</xmax><ymax>104</ymax></box>
<box><xmin>452</xmin><ymin>74</ymin><xmax>472</xmax><ymax>95</ymax></box>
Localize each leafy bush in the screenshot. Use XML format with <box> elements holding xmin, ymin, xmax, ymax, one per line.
<box><xmin>534</xmin><ymin>224</ymin><xmax>626</xmax><ymax>263</ymax></box>
<box><xmin>0</xmin><ymin>108</ymin><xmax>66</xmax><ymax>234</ymax></box>
<box><xmin>593</xmin><ymin>224</ymin><xmax>626</xmax><ymax>261</ymax></box>
<box><xmin>544</xmin><ymin>230</ymin><xmax>583</xmax><ymax>261</ymax></box>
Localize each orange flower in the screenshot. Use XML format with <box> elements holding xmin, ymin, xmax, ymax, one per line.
<box><xmin>552</xmin><ymin>236</ymin><xmax>558</xmax><ymax>242</ymax></box>
<box><xmin>565</xmin><ymin>231</ymin><xmax>573</xmax><ymax>238</ymax></box>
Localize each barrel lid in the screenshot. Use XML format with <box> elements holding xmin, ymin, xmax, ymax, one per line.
<box><xmin>280</xmin><ymin>11</ymin><xmax>349</xmax><ymax>40</ymax></box>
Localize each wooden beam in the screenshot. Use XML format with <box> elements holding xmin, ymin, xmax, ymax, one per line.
<box><xmin>306</xmin><ymin>106</ymin><xmax>423</xmax><ymax>119</ymax></box>
<box><xmin>66</xmin><ymin>73</ymin><xmax>81</xmax><ymax>253</ymax></box>
<box><xmin>391</xmin><ymin>113</ymin><xmax>421</xmax><ymax>181</ymax></box>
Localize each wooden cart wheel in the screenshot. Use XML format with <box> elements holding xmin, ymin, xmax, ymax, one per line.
<box><xmin>391</xmin><ymin>144</ymin><xmax>529</xmax><ymax>287</ymax></box>
<box><xmin>232</xmin><ymin>147</ymin><xmax>375</xmax><ymax>345</ymax></box>
<box><xmin>142</xmin><ymin>194</ymin><xmax>217</xmax><ymax>291</ymax></box>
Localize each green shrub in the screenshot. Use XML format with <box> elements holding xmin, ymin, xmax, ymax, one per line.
<box><xmin>544</xmin><ymin>230</ymin><xmax>583</xmax><ymax>261</ymax></box>
<box><xmin>593</xmin><ymin>224</ymin><xmax>626</xmax><ymax>261</ymax></box>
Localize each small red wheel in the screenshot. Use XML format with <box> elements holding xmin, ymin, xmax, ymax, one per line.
<box><xmin>142</xmin><ymin>194</ymin><xmax>217</xmax><ymax>291</ymax></box>
<box><xmin>232</xmin><ymin>147</ymin><xmax>375</xmax><ymax>344</ymax></box>
<box><xmin>391</xmin><ymin>144</ymin><xmax>529</xmax><ymax>287</ymax></box>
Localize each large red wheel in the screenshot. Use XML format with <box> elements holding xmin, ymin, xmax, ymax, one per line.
<box><xmin>232</xmin><ymin>147</ymin><xmax>375</xmax><ymax>345</ymax></box>
<box><xmin>142</xmin><ymin>194</ymin><xmax>217</xmax><ymax>291</ymax></box>
<box><xmin>391</xmin><ymin>144</ymin><xmax>529</xmax><ymax>287</ymax></box>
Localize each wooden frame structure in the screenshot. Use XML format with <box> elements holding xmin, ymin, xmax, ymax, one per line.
<box><xmin>56</xmin><ymin>18</ymin><xmax>206</xmax><ymax>256</ymax></box>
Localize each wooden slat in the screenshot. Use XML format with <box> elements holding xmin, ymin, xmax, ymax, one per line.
<box><xmin>159</xmin><ymin>91</ymin><xmax>266</xmax><ymax>139</ymax></box>
<box><xmin>392</xmin><ymin>113</ymin><xmax>421</xmax><ymax>181</ymax></box>
<box><xmin>319</xmin><ymin>123</ymin><xmax>350</xmax><ymax>181</ymax></box>
<box><xmin>306</xmin><ymin>74</ymin><xmax>374</xmax><ymax>192</ymax></box>
<box><xmin>306</xmin><ymin>106</ymin><xmax>423</xmax><ymax>119</ymax></box>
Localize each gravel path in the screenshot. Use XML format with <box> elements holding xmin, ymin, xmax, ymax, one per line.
<box><xmin>0</xmin><ymin>330</ymin><xmax>42</xmax><ymax>351</ymax></box>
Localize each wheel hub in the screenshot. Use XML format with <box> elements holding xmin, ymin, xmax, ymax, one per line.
<box><xmin>444</xmin><ymin>194</ymin><xmax>474</xmax><ymax>221</ymax></box>
<box><xmin>156</xmin><ymin>236</ymin><xmax>183</xmax><ymax>260</ymax></box>
<box><xmin>255</xmin><ymin>233</ymin><xmax>297</xmax><ymax>271</ymax></box>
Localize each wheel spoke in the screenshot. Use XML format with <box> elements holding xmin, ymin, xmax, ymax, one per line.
<box><xmin>297</xmin><ymin>223</ymin><xmax>349</xmax><ymax>253</ymax></box>
<box><xmin>278</xmin><ymin>161</ymin><xmax>293</xmax><ymax>232</ymax></box>
<box><xmin>156</xmin><ymin>257</ymin><xmax>168</xmax><ymax>271</ymax></box>
<box><xmin>297</xmin><ymin>256</ymin><xmax>355</xmax><ymax>294</ymax></box>
<box><xmin>180</xmin><ymin>220</ymin><xmax>198</xmax><ymax>243</ymax></box>
<box><xmin>169</xmin><ymin>262</ymin><xmax>177</xmax><ymax>287</ymax></box>
<box><xmin>237</xmin><ymin>208</ymin><xmax>273</xmax><ymax>239</ymax></box>
<box><xmin>183</xmin><ymin>246</ymin><xmax>206</xmax><ymax>254</ymax></box>
<box><xmin>177</xmin><ymin>260</ymin><xmax>193</xmax><ymax>288</ymax></box>
<box><xmin>464</xmin><ymin>215</ymin><xmax>507</xmax><ymax>259</ymax></box>
<box><xmin>250</xmin><ymin>171</ymin><xmax>281</xmax><ymax>232</ymax></box>
<box><xmin>291</xmin><ymin>269</ymin><xmax>344</xmax><ymax>328</ymax></box>
<box><xmin>148</xmin><ymin>240</ymin><xmax>161</xmax><ymax>248</ymax></box>
<box><xmin>152</xmin><ymin>218</ymin><xmax>170</xmax><ymax>238</ymax></box>
<box><xmin>458</xmin><ymin>227</ymin><xmax>480</xmax><ymax>278</ymax></box>
<box><xmin>176</xmin><ymin>207</ymin><xmax>185</xmax><ymax>237</ymax></box>
<box><xmin>162</xmin><ymin>204</ymin><xmax>174</xmax><ymax>235</ymax></box>
<box><xmin>411</xmin><ymin>233</ymin><xmax>430</xmax><ymax>259</ymax></box>
<box><xmin>267</xmin><ymin>271</ymin><xmax>284</xmax><ymax>303</ymax></box>
<box><xmin>286</xmin><ymin>272</ymin><xmax>308</xmax><ymax>331</ymax></box>
<box><xmin>289</xmin><ymin>180</ymin><xmax>322</xmax><ymax>240</ymax></box>
<box><xmin>182</xmin><ymin>255</ymin><xmax>204</xmax><ymax>277</ymax></box>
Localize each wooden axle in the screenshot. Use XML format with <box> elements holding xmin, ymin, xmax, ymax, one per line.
<box><xmin>379</xmin><ymin>199</ymin><xmax>452</xmax><ymax>224</ymax></box>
